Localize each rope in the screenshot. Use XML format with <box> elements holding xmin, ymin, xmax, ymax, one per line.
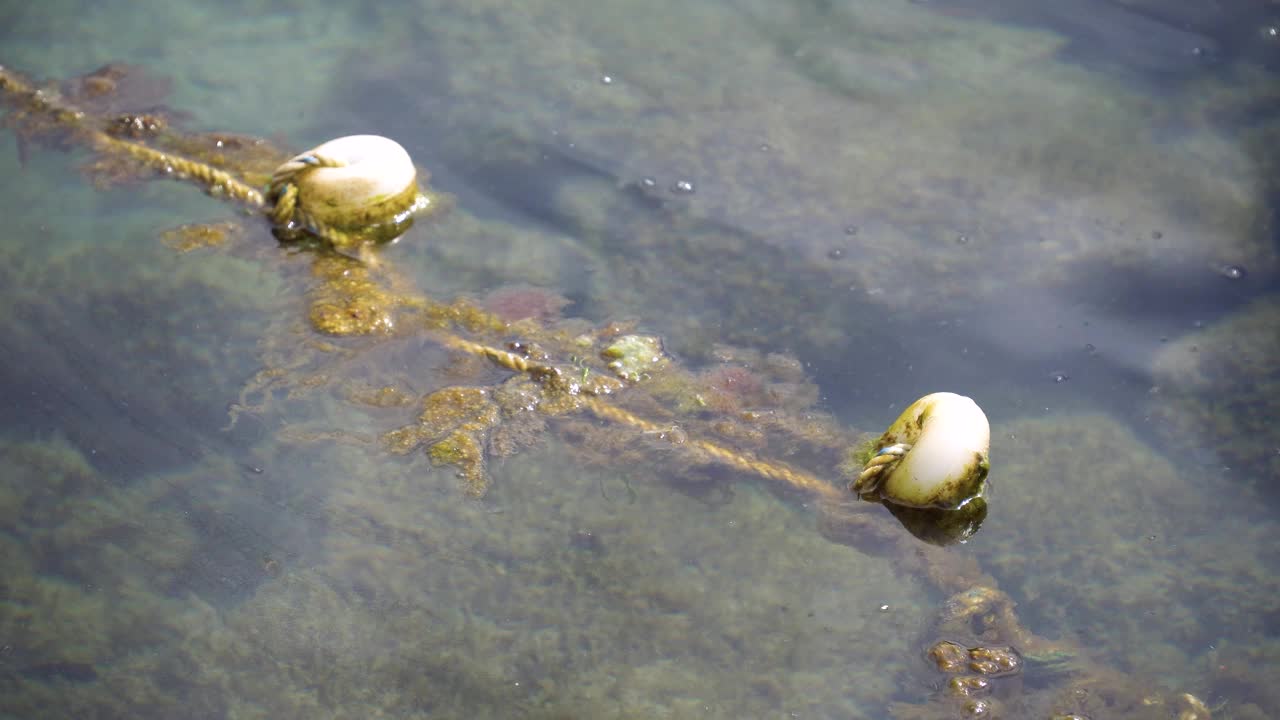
<box><xmin>0</xmin><ymin>66</ymin><xmax>267</xmax><ymax>207</ymax></box>
<box><xmin>433</xmin><ymin>332</ymin><xmax>842</xmax><ymax>500</ymax></box>
<box><xmin>95</xmin><ymin>133</ymin><xmax>266</xmax><ymax>206</ymax></box>
<box><xmin>855</xmin><ymin>442</ymin><xmax>911</xmax><ymax>492</ymax></box>
<box><xmin>434</xmin><ymin>334</ymin><xmax>534</xmax><ymax>374</ymax></box>
<box><xmin>269</xmin><ymin>151</ymin><xmax>345</xmax><ymax>192</ymax></box>
<box><xmin>265</xmin><ymin>152</ymin><xmax>373</xmax><ymax>249</ymax></box>
<box><xmin>0</xmin><ymin>65</ymin><xmax>84</xmax><ymax>125</ymax></box>
<box><xmin>0</xmin><ymin>65</ymin><xmax>365</xmax><ymax>241</ymax></box>
<box><xmin>267</xmin><ymin>151</ymin><xmax>342</xmax><ymax>227</ymax></box>
<box><xmin>267</xmin><ymin>182</ymin><xmax>299</xmax><ymax>226</ymax></box>
<box><xmin>586</xmin><ymin>397</ymin><xmax>842</xmax><ymax>500</ymax></box>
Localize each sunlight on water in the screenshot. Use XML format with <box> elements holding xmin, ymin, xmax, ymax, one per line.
<box><xmin>1</xmin><ymin>1</ymin><xmax>1277</xmax><ymax>718</ymax></box>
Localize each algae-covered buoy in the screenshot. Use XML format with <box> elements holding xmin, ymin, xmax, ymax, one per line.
<box><xmin>853</xmin><ymin>392</ymin><xmax>990</xmax><ymax>510</ymax></box>
<box><xmin>268</xmin><ymin>134</ymin><xmax>432</xmax><ymax>252</ymax></box>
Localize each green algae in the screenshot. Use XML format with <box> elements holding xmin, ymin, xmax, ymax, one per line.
<box><xmin>600</xmin><ymin>334</ymin><xmax>667</xmax><ymax>381</ymax></box>
<box><xmin>976</xmin><ymin>412</ymin><xmax>1280</xmax><ymax>686</ymax></box>
<box><xmin>0</xmin><ymin>202</ymin><xmax>284</xmax><ymax>476</ymax></box>
<box><xmin>0</xmin><ymin>430</ymin><xmax>935</xmax><ymax>718</ymax></box>
<box><xmin>1149</xmin><ymin>297</ymin><xmax>1280</xmax><ymax>490</ymax></box>
<box><xmin>0</xmin><ymin>437</ymin><xmax>201</xmax><ymax>717</ymax></box>
<box><xmin>2</xmin><ymin>1</ymin><xmax>1280</xmax><ymax>717</ymax></box>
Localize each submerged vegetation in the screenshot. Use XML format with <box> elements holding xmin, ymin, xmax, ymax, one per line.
<box><xmin>3</xmin><ymin>2</ymin><xmax>1279</xmax><ymax>710</ymax></box>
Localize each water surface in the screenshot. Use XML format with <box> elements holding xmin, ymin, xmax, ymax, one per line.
<box><xmin>1</xmin><ymin>1</ymin><xmax>1278</xmax><ymax>718</ymax></box>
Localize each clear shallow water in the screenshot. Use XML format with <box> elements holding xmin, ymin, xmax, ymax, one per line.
<box><xmin>1</xmin><ymin>1</ymin><xmax>1278</xmax><ymax>718</ymax></box>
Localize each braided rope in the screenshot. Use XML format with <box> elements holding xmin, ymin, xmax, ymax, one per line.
<box><xmin>0</xmin><ymin>66</ymin><xmax>85</xmax><ymax>125</ymax></box>
<box><xmin>96</xmin><ymin>134</ymin><xmax>266</xmax><ymax>206</ymax></box>
<box><xmin>265</xmin><ymin>152</ymin><xmax>373</xmax><ymax>249</ymax></box>
<box><xmin>288</xmin><ymin>207</ymin><xmax>364</xmax><ymax>249</ymax></box>
<box><xmin>854</xmin><ymin>442</ymin><xmax>911</xmax><ymax>492</ymax></box>
<box><xmin>587</xmin><ymin>397</ymin><xmax>841</xmax><ymax>499</ymax></box>
<box><xmin>2</xmin><ymin>67</ymin><xmax>385</xmax><ymax>249</ymax></box>
<box><xmin>268</xmin><ymin>183</ymin><xmax>298</xmax><ymax>226</ymax></box>
<box><xmin>0</xmin><ymin>66</ymin><xmax>348</xmax><ymax>240</ymax></box>
<box><xmin>269</xmin><ymin>151</ymin><xmax>345</xmax><ymax>194</ymax></box>
<box><xmin>435</xmin><ymin>334</ymin><xmax>534</xmax><ymax>374</ymax></box>
<box><xmin>1</xmin><ymin>66</ymin><xmax>267</xmax><ymax>207</ymax></box>
<box><xmin>433</xmin><ymin>332</ymin><xmax>841</xmax><ymax>499</ymax></box>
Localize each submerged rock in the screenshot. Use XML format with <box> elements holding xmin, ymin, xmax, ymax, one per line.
<box><xmin>1148</xmin><ymin>297</ymin><xmax>1280</xmax><ymax>492</ymax></box>
<box><xmin>973</xmin><ymin>412</ymin><xmax>1280</xmax><ymax>682</ymax></box>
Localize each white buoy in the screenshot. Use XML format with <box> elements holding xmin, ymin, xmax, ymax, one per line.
<box><xmin>853</xmin><ymin>392</ymin><xmax>990</xmax><ymax>510</ymax></box>
<box><xmin>269</xmin><ymin>134</ymin><xmax>430</xmax><ymax>249</ymax></box>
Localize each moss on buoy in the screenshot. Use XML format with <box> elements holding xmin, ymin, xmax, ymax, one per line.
<box><xmin>853</xmin><ymin>392</ymin><xmax>991</xmax><ymax>510</ymax></box>
<box><xmin>268</xmin><ymin>134</ymin><xmax>434</xmax><ymax>252</ymax></box>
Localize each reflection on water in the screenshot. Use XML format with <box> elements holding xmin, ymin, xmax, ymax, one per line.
<box><xmin>1</xmin><ymin>0</ymin><xmax>1278</xmax><ymax>718</ymax></box>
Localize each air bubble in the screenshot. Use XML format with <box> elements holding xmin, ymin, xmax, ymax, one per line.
<box><xmin>1050</xmin><ymin>371</ymin><xmax>1069</xmax><ymax>384</ymax></box>
<box><xmin>639</xmin><ymin>177</ymin><xmax>656</xmax><ymax>189</ymax></box>
<box><xmin>670</xmin><ymin>179</ymin><xmax>695</xmax><ymax>194</ymax></box>
<box><xmin>1218</xmin><ymin>264</ymin><xmax>1247</xmax><ymax>280</ymax></box>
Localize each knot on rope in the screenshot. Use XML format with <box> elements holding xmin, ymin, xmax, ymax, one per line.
<box><xmin>268</xmin><ymin>152</ymin><xmax>346</xmax><ymax>199</ymax></box>
<box><xmin>847</xmin><ymin>393</ymin><xmax>989</xmax><ymax>509</ymax></box>
<box><xmin>267</xmin><ymin>152</ymin><xmax>352</xmax><ymax>245</ymax></box>
<box><xmin>854</xmin><ymin>442</ymin><xmax>912</xmax><ymax>492</ymax></box>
